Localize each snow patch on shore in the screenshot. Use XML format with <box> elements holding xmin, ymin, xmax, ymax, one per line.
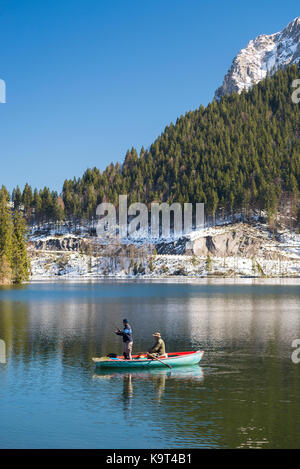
<box><xmin>29</xmin><ymin>222</ymin><xmax>300</xmax><ymax>280</ymax></box>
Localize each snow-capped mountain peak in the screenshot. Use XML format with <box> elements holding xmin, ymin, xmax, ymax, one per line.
<box><xmin>214</xmin><ymin>17</ymin><xmax>300</xmax><ymax>100</ymax></box>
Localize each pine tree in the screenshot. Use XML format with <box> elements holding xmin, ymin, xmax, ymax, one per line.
<box><xmin>0</xmin><ymin>196</ymin><xmax>13</xmax><ymax>284</ymax></box>
<box><xmin>0</xmin><ymin>185</ymin><xmax>10</xmax><ymax>203</ymax></box>
<box><xmin>11</xmin><ymin>210</ymin><xmax>30</xmax><ymax>284</ymax></box>
<box><xmin>206</xmin><ymin>254</ymin><xmax>212</xmax><ymax>273</ymax></box>
<box><xmin>12</xmin><ymin>186</ymin><xmax>22</xmax><ymax>210</ymax></box>
<box><xmin>22</xmin><ymin>183</ymin><xmax>33</xmax><ymax>219</ymax></box>
<box><xmin>53</xmin><ymin>196</ymin><xmax>65</xmax><ymax>222</ymax></box>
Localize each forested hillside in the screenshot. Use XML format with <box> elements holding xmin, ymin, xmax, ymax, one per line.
<box><xmin>8</xmin><ymin>63</ymin><xmax>300</xmax><ymax>225</ymax></box>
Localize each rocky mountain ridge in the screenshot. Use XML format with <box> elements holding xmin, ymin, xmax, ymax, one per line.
<box><xmin>215</xmin><ymin>17</ymin><xmax>300</xmax><ymax>100</ymax></box>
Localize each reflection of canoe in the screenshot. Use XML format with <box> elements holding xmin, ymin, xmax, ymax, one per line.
<box><xmin>93</xmin><ymin>366</ymin><xmax>204</xmax><ymax>381</ymax></box>
<box><xmin>92</xmin><ymin>350</ymin><xmax>204</xmax><ymax>369</ymax></box>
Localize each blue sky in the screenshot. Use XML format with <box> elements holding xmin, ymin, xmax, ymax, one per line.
<box><xmin>0</xmin><ymin>0</ymin><xmax>299</xmax><ymax>193</ymax></box>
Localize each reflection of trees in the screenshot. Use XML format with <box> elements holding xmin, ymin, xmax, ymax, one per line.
<box><xmin>0</xmin><ymin>300</ymin><xmax>30</xmax><ymax>359</ymax></box>
<box><xmin>0</xmin><ymin>298</ymin><xmax>125</xmax><ymax>364</ymax></box>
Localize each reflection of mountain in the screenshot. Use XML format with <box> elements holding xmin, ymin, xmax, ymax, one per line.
<box><xmin>1</xmin><ymin>282</ymin><xmax>300</xmax><ymax>365</ymax></box>
<box><xmin>185</xmin><ymin>286</ymin><xmax>300</xmax><ymax>356</ymax></box>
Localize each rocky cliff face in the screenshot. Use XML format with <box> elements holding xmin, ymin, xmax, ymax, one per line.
<box><xmin>215</xmin><ymin>17</ymin><xmax>300</xmax><ymax>100</ymax></box>
<box><xmin>188</xmin><ymin>225</ymin><xmax>276</xmax><ymax>259</ymax></box>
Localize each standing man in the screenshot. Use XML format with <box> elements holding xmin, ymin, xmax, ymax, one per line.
<box><xmin>115</xmin><ymin>319</ymin><xmax>133</xmax><ymax>360</ymax></box>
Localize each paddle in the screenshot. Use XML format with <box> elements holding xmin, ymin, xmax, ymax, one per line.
<box><xmin>149</xmin><ymin>354</ymin><xmax>171</xmax><ymax>369</ymax></box>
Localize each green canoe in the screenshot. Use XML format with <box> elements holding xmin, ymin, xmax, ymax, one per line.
<box><xmin>92</xmin><ymin>350</ymin><xmax>204</xmax><ymax>369</ymax></box>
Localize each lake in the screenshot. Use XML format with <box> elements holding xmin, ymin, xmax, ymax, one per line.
<box><xmin>0</xmin><ymin>279</ymin><xmax>300</xmax><ymax>449</ymax></box>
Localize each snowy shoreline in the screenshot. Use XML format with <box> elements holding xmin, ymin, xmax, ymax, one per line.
<box><xmin>28</xmin><ymin>220</ymin><xmax>300</xmax><ymax>281</ymax></box>
<box><xmin>28</xmin><ymin>277</ymin><xmax>300</xmax><ymax>285</ymax></box>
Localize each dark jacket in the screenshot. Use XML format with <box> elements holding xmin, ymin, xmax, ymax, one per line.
<box><xmin>116</xmin><ymin>324</ymin><xmax>133</xmax><ymax>343</ymax></box>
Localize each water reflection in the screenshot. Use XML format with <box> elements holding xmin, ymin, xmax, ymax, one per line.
<box><xmin>0</xmin><ymin>281</ymin><xmax>300</xmax><ymax>448</ymax></box>
<box><xmin>1</xmin><ymin>282</ymin><xmax>300</xmax><ymax>363</ymax></box>
<box><xmin>93</xmin><ymin>366</ymin><xmax>204</xmax><ymax>418</ymax></box>
<box><xmin>94</xmin><ymin>366</ymin><xmax>204</xmax><ymax>398</ymax></box>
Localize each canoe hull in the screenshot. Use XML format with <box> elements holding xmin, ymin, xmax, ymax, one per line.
<box><xmin>93</xmin><ymin>350</ymin><xmax>204</xmax><ymax>369</ymax></box>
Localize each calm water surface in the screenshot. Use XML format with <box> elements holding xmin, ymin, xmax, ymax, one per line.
<box><xmin>0</xmin><ymin>280</ymin><xmax>300</xmax><ymax>449</ymax></box>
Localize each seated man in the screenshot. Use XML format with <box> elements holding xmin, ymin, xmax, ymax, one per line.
<box><xmin>147</xmin><ymin>332</ymin><xmax>167</xmax><ymax>359</ymax></box>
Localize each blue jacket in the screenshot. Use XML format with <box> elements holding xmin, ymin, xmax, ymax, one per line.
<box><xmin>116</xmin><ymin>324</ymin><xmax>133</xmax><ymax>343</ymax></box>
